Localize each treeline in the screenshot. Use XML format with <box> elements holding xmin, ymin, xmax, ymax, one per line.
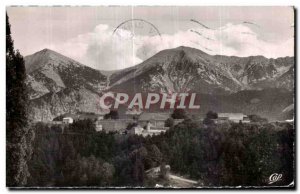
<box><xmin>6</xmin><ymin>13</ymin><xmax>34</xmax><ymax>186</ymax></box>
<box><xmin>148</xmin><ymin>120</ymin><xmax>294</xmax><ymax>186</ymax></box>
<box><xmin>28</xmin><ymin>120</ymin><xmax>163</xmax><ymax>187</ymax></box>
<box><xmin>27</xmin><ymin>119</ymin><xmax>294</xmax><ymax>187</ymax></box>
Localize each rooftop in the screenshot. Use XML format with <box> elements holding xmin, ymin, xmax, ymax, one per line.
<box><xmin>218</xmin><ymin>113</ymin><xmax>246</xmax><ymax>119</ymax></box>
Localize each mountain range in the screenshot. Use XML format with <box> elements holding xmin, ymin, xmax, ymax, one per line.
<box><xmin>25</xmin><ymin>46</ymin><xmax>294</xmax><ymax>121</ymax></box>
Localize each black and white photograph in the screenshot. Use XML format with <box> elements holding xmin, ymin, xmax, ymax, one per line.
<box><xmin>5</xmin><ymin>5</ymin><xmax>295</xmax><ymax>189</ymax></box>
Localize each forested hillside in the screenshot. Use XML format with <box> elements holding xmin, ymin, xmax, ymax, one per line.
<box><xmin>27</xmin><ymin>118</ymin><xmax>294</xmax><ymax>187</ymax></box>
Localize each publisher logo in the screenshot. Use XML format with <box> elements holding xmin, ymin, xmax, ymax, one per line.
<box><xmin>268</xmin><ymin>173</ymin><xmax>282</xmax><ymax>184</ymax></box>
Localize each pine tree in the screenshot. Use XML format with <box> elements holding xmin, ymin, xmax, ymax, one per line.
<box><xmin>6</xmin><ymin>13</ymin><xmax>34</xmax><ymax>187</ymax></box>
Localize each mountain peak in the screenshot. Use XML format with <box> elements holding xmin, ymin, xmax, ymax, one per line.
<box><xmin>174</xmin><ymin>46</ymin><xmax>209</xmax><ymax>54</ymax></box>
<box><xmin>160</xmin><ymin>46</ymin><xmax>211</xmax><ymax>61</ymax></box>
<box><xmin>33</xmin><ymin>48</ymin><xmax>68</xmax><ymax>59</ymax></box>
<box><xmin>147</xmin><ymin>46</ymin><xmax>210</xmax><ymax>64</ymax></box>
<box><xmin>41</xmin><ymin>48</ymin><xmax>51</xmax><ymax>52</ymax></box>
<box><xmin>175</xmin><ymin>46</ymin><xmax>190</xmax><ymax>50</ymax></box>
<box><xmin>25</xmin><ymin>48</ymin><xmax>83</xmax><ymax>73</ymax></box>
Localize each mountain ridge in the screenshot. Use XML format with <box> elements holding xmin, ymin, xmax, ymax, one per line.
<box><xmin>108</xmin><ymin>46</ymin><xmax>294</xmax><ymax>94</ymax></box>
<box><xmin>25</xmin><ymin>48</ymin><xmax>86</xmax><ymax>73</ymax></box>
<box><xmin>25</xmin><ymin>46</ymin><xmax>294</xmax><ymax>121</ymax></box>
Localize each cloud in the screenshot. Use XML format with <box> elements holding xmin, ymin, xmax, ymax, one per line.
<box><xmin>137</xmin><ymin>22</ymin><xmax>294</xmax><ymax>59</ymax></box>
<box><xmin>46</xmin><ymin>22</ymin><xmax>294</xmax><ymax>71</ymax></box>
<box><xmin>46</xmin><ymin>24</ymin><xmax>142</xmax><ymax>70</ymax></box>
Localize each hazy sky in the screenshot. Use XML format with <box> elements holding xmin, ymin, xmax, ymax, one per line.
<box><xmin>7</xmin><ymin>6</ymin><xmax>294</xmax><ymax>70</ymax></box>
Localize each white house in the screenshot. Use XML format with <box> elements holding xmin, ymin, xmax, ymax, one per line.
<box><xmin>217</xmin><ymin>113</ymin><xmax>250</xmax><ymax>123</ymax></box>
<box><xmin>97</xmin><ymin>115</ymin><xmax>104</xmax><ymax>120</ymax></box>
<box><xmin>95</xmin><ymin>123</ymin><xmax>103</xmax><ymax>132</ymax></box>
<box><xmin>128</xmin><ymin>125</ymin><xmax>144</xmax><ymax>135</ymax></box>
<box><xmin>63</xmin><ymin>117</ymin><xmax>74</xmax><ymax>124</ymax></box>
<box><xmin>139</xmin><ymin>112</ymin><xmax>170</xmax><ymax>127</ymax></box>
<box><xmin>127</xmin><ymin>122</ymin><xmax>168</xmax><ymax>137</ymax></box>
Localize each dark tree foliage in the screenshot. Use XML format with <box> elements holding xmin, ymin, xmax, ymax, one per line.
<box><xmin>53</xmin><ymin>115</ymin><xmax>64</xmax><ymax>121</ymax></box>
<box><xmin>126</xmin><ymin>122</ymin><xmax>138</xmax><ymax>130</ymax></box>
<box><xmin>28</xmin><ymin>117</ymin><xmax>294</xmax><ymax>187</ymax></box>
<box><xmin>28</xmin><ymin>123</ymin><xmax>116</xmax><ymax>187</ymax></box>
<box><xmin>203</xmin><ymin>110</ymin><xmax>218</xmax><ymax>125</ymax></box>
<box><xmin>249</xmin><ymin>114</ymin><xmax>268</xmax><ymax>123</ymax></box>
<box><xmin>171</xmin><ymin>109</ymin><xmax>187</xmax><ymax>119</ymax></box>
<box><xmin>147</xmin><ymin>120</ymin><xmax>294</xmax><ymax>186</ymax></box>
<box><xmin>206</xmin><ymin>111</ymin><xmax>218</xmax><ymax>119</ymax></box>
<box><xmin>66</xmin><ymin>119</ymin><xmax>95</xmax><ymax>134</ymax></box>
<box><xmin>104</xmin><ymin>110</ymin><xmax>119</xmax><ymax>120</ymax></box>
<box><xmin>6</xmin><ymin>13</ymin><xmax>34</xmax><ymax>187</ymax></box>
<box><xmin>164</xmin><ymin>118</ymin><xmax>174</xmax><ymax>127</ymax></box>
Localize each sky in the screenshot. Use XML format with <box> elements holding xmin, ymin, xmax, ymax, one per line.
<box><xmin>7</xmin><ymin>6</ymin><xmax>294</xmax><ymax>71</ymax></box>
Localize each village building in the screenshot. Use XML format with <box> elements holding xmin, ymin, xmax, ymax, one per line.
<box><xmin>138</xmin><ymin>112</ymin><xmax>170</xmax><ymax>128</ymax></box>
<box><xmin>95</xmin><ymin>121</ymin><xmax>103</xmax><ymax>132</ymax></box>
<box><xmin>57</xmin><ymin>110</ymin><xmax>183</xmax><ymax>135</ymax></box>
<box><xmin>127</xmin><ymin>125</ymin><xmax>144</xmax><ymax>136</ymax></box>
<box><xmin>76</xmin><ymin>113</ymin><xmax>106</xmax><ymax>121</ymax></box>
<box><xmin>143</xmin><ymin>123</ymin><xmax>168</xmax><ymax>137</ymax></box>
<box><xmin>59</xmin><ymin>112</ymin><xmax>106</xmax><ymax>122</ymax></box>
<box><xmin>95</xmin><ymin>119</ymin><xmax>133</xmax><ymax>133</ymax></box>
<box><xmin>127</xmin><ymin>123</ymin><xmax>168</xmax><ymax>137</ymax></box>
<box><xmin>216</xmin><ymin>113</ymin><xmax>250</xmax><ymax>123</ymax></box>
<box><xmin>116</xmin><ymin>112</ymin><xmax>171</xmax><ymax>136</ymax></box>
<box><xmin>62</xmin><ymin>117</ymin><xmax>74</xmax><ymax>124</ymax></box>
